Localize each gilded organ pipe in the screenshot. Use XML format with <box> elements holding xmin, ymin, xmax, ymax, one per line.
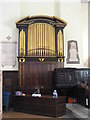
<box><xmin>27</xmin><ymin>23</ymin><xmax>55</xmax><ymax>57</ymax></box>
<box><xmin>37</xmin><ymin>24</ymin><xmax>39</xmax><ymax>56</ymax></box>
<box><xmin>31</xmin><ymin>24</ymin><xmax>33</xmax><ymax>55</ymax></box>
<box><xmin>51</xmin><ymin>26</ymin><xmax>53</xmax><ymax>56</ymax></box>
<box><xmin>42</xmin><ymin>24</ymin><xmax>45</xmax><ymax>56</ymax></box>
<box><xmin>48</xmin><ymin>25</ymin><xmax>51</xmax><ymax>56</ymax></box>
<box><xmin>31</xmin><ymin>25</ymin><xmax>33</xmax><ymax>55</ymax></box>
<box><xmin>19</xmin><ymin>29</ymin><xmax>25</xmax><ymax>56</ymax></box>
<box><xmin>34</xmin><ymin>24</ymin><xmax>36</xmax><ymax>56</ymax></box>
<box><xmin>44</xmin><ymin>24</ymin><xmax>47</xmax><ymax>56</ymax></box>
<box><xmin>28</xmin><ymin>25</ymin><xmax>32</xmax><ymax>55</ymax></box>
<box><xmin>57</xmin><ymin>30</ymin><xmax>63</xmax><ymax>56</ymax></box>
<box><xmin>57</xmin><ymin>31</ymin><xmax>60</xmax><ymax>56</ymax></box>
<box><xmin>32</xmin><ymin>24</ymin><xmax>35</xmax><ymax>56</ymax></box>
<box><xmin>53</xmin><ymin>27</ymin><xmax>55</xmax><ymax>56</ymax></box>
<box><xmin>35</xmin><ymin>24</ymin><xmax>37</xmax><ymax>55</ymax></box>
<box><xmin>46</xmin><ymin>24</ymin><xmax>48</xmax><ymax>56</ymax></box>
<box><xmin>60</xmin><ymin>30</ymin><xmax>63</xmax><ymax>56</ymax></box>
<box><xmin>41</xmin><ymin>23</ymin><xmax>43</xmax><ymax>56</ymax></box>
<box><xmin>39</xmin><ymin>24</ymin><xmax>41</xmax><ymax>56</ymax></box>
<box><xmin>28</xmin><ymin>25</ymin><xmax>30</xmax><ymax>56</ymax></box>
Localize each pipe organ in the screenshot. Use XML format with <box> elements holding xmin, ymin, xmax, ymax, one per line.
<box><xmin>16</xmin><ymin>15</ymin><xmax>67</xmax><ymax>90</ymax></box>
<box><xmin>19</xmin><ymin>29</ymin><xmax>25</xmax><ymax>56</ymax></box>
<box><xmin>27</xmin><ymin>23</ymin><xmax>55</xmax><ymax>56</ymax></box>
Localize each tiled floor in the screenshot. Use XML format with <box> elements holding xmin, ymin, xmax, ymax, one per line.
<box><xmin>66</xmin><ymin>104</ymin><xmax>89</xmax><ymax>119</ymax></box>
<box><xmin>1</xmin><ymin>104</ymin><xmax>90</xmax><ymax>119</ymax></box>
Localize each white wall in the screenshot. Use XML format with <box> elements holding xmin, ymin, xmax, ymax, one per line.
<box><xmin>60</xmin><ymin>2</ymin><xmax>88</xmax><ymax>68</ymax></box>
<box><xmin>0</xmin><ymin>2</ymin><xmax>21</xmax><ymax>71</ymax></box>
<box><xmin>88</xmin><ymin>3</ymin><xmax>90</xmax><ymax>67</ymax></box>
<box><xmin>21</xmin><ymin>0</ymin><xmax>58</xmax><ymax>17</ymax></box>
<box><xmin>0</xmin><ymin>71</ymin><xmax>2</xmax><ymax>116</ymax></box>
<box><xmin>81</xmin><ymin>3</ymin><xmax>88</xmax><ymax>67</ymax></box>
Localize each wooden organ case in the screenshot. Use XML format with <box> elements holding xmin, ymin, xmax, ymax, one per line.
<box><xmin>16</xmin><ymin>16</ymin><xmax>67</xmax><ymax>94</ymax></box>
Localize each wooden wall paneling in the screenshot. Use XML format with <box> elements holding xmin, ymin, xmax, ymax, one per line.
<box><xmin>33</xmin><ymin>62</ymin><xmax>39</xmax><ymax>88</ymax></box>
<box><xmin>18</xmin><ymin>61</ymin><xmax>64</xmax><ymax>94</ymax></box>
<box><xmin>18</xmin><ymin>63</ymin><xmax>21</xmax><ymax>88</ymax></box>
<box><xmin>3</xmin><ymin>71</ymin><xmax>18</xmax><ymax>108</ymax></box>
<box><xmin>26</xmin><ymin>62</ymin><xmax>32</xmax><ymax>89</ymax></box>
<box><xmin>19</xmin><ymin>63</ymin><xmax>23</xmax><ymax>88</ymax></box>
<box><xmin>17</xmin><ymin>16</ymin><xmax>67</xmax><ymax>93</ymax></box>
<box><xmin>18</xmin><ymin>60</ymin><xmax>64</xmax><ymax>94</ymax></box>
<box><xmin>3</xmin><ymin>71</ymin><xmax>18</xmax><ymax>93</ymax></box>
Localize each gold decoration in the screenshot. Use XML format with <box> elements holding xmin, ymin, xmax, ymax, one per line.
<box><xmin>39</xmin><ymin>58</ymin><xmax>44</xmax><ymax>62</ymax></box>
<box><xmin>58</xmin><ymin>58</ymin><xmax>60</xmax><ymax>62</ymax></box>
<box><xmin>58</xmin><ymin>58</ymin><xmax>63</xmax><ymax>62</ymax></box>
<box><xmin>19</xmin><ymin>58</ymin><xmax>25</xmax><ymax>63</ymax></box>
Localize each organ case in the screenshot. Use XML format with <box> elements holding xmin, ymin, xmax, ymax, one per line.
<box><xmin>16</xmin><ymin>15</ymin><xmax>67</xmax><ymax>92</ymax></box>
